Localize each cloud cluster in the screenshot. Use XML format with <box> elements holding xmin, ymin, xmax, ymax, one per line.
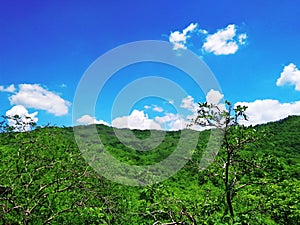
<box><xmin>276</xmin><ymin>63</ymin><xmax>300</xmax><ymax>91</ymax></box>
<box><xmin>169</xmin><ymin>23</ymin><xmax>247</xmax><ymax>55</ymax></box>
<box><xmin>130</xmin><ymin>88</ymin><xmax>294</xmax><ymax>129</ymax></box>
<box><xmin>206</xmin><ymin>89</ymin><xmax>224</xmax><ymax>104</ymax></box>
<box><xmin>1</xmin><ymin>83</ymin><xmax>71</xmax><ymax>128</ymax></box>
<box><xmin>77</xmin><ymin>111</ymin><xmax>185</xmax><ymax>131</ymax></box>
<box><xmin>0</xmin><ymin>84</ymin><xmax>15</xmax><ymax>93</ymax></box>
<box><xmin>236</xmin><ymin>99</ymin><xmax>300</xmax><ymax>126</ymax></box>
<box><xmin>152</xmin><ymin>105</ymin><xmax>163</xmax><ymax>113</ymax></box>
<box><xmin>155</xmin><ymin>113</ymin><xmax>186</xmax><ymax>131</ymax></box>
<box><xmin>169</xmin><ymin>23</ymin><xmax>198</xmax><ymax>50</ymax></box>
<box><xmin>9</xmin><ymin>84</ymin><xmax>71</xmax><ymax>116</ymax></box>
<box><xmin>112</xmin><ymin>110</ymin><xmax>162</xmax><ymax>130</ymax></box>
<box><xmin>180</xmin><ymin>95</ymin><xmax>198</xmax><ymax>112</ymax></box>
<box><xmin>144</xmin><ymin>104</ymin><xmax>164</xmax><ymax>113</ymax></box>
<box><xmin>202</xmin><ymin>24</ymin><xmax>247</xmax><ymax>55</ymax></box>
<box><xmin>231</xmin><ymin>63</ymin><xmax>300</xmax><ymax>126</ymax></box>
<box><xmin>75</xmin><ymin>89</ymin><xmax>225</xmax><ymax>131</ymax></box>
<box><xmin>157</xmin><ymin>90</ymin><xmax>224</xmax><ymax>130</ymax></box>
<box><xmin>178</xmin><ymin>88</ymin><xmax>300</xmax><ymax>127</ymax></box>
<box><xmin>76</xmin><ymin>114</ymin><xmax>110</xmax><ymax>126</ymax></box>
<box><xmin>167</xmin><ymin>24</ymin><xmax>298</xmax><ymax>128</ymax></box>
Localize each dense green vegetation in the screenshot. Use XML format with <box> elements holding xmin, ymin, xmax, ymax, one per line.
<box><xmin>0</xmin><ymin>115</ymin><xmax>299</xmax><ymax>224</ymax></box>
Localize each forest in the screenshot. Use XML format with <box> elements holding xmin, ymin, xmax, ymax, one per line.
<box><xmin>0</xmin><ymin>110</ymin><xmax>299</xmax><ymax>224</ymax></box>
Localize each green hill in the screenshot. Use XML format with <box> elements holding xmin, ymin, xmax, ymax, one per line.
<box><xmin>0</xmin><ymin>116</ymin><xmax>299</xmax><ymax>224</ymax></box>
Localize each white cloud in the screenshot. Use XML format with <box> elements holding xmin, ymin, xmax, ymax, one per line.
<box><xmin>178</xmin><ymin>91</ymin><xmax>300</xmax><ymax>128</ymax></box>
<box><xmin>155</xmin><ymin>112</ymin><xmax>202</xmax><ymax>131</ymax></box>
<box><xmin>183</xmin><ymin>23</ymin><xmax>198</xmax><ymax>34</ymax></box>
<box><xmin>110</xmin><ymin>90</ymin><xmax>225</xmax><ymax>131</ymax></box>
<box><xmin>152</xmin><ymin>105</ymin><xmax>163</xmax><ymax>113</ymax></box>
<box><xmin>276</xmin><ymin>63</ymin><xmax>300</xmax><ymax>91</ymax></box>
<box><xmin>179</xmin><ymin>95</ymin><xmax>205</xmax><ymax>130</ymax></box>
<box><xmin>178</xmin><ymin>90</ymin><xmax>226</xmax><ymax>130</ymax></box>
<box><xmin>0</xmin><ymin>84</ymin><xmax>15</xmax><ymax>93</ymax></box>
<box><xmin>169</xmin><ymin>31</ymin><xmax>186</xmax><ymax>50</ymax></box>
<box><xmin>180</xmin><ymin>90</ymin><xmax>224</xmax><ymax>113</ymax></box>
<box><xmin>155</xmin><ymin>113</ymin><xmax>187</xmax><ymax>131</ymax></box>
<box><xmin>205</xmin><ymin>89</ymin><xmax>226</xmax><ymax>115</ymax></box>
<box><xmin>169</xmin><ymin>23</ymin><xmax>198</xmax><ymax>50</ymax></box>
<box><xmin>155</xmin><ymin>113</ymin><xmax>180</xmax><ymax>124</ymax></box>
<box><xmin>238</xmin><ymin>33</ymin><xmax>247</xmax><ymax>45</ymax></box>
<box><xmin>144</xmin><ymin>104</ymin><xmax>164</xmax><ymax>113</ymax></box>
<box><xmin>111</xmin><ymin>90</ymin><xmax>225</xmax><ymax>131</ymax></box>
<box><xmin>76</xmin><ymin>114</ymin><xmax>110</xmax><ymax>126</ymax></box>
<box><xmin>199</xmin><ymin>29</ymin><xmax>208</xmax><ymax>35</ymax></box>
<box><xmin>206</xmin><ymin>89</ymin><xmax>224</xmax><ymax>105</ymax></box>
<box><xmin>168</xmin><ymin>118</ymin><xmax>187</xmax><ymax>131</ymax></box>
<box><xmin>112</xmin><ymin>110</ymin><xmax>162</xmax><ymax>130</ymax></box>
<box><xmin>112</xmin><ymin>110</ymin><xmax>183</xmax><ymax>131</ymax></box>
<box><xmin>180</xmin><ymin>95</ymin><xmax>198</xmax><ymax>112</ymax></box>
<box><xmin>9</xmin><ymin>84</ymin><xmax>71</xmax><ymax>116</ymax></box>
<box><xmin>202</xmin><ymin>24</ymin><xmax>247</xmax><ymax>55</ymax></box>
<box><xmin>236</xmin><ymin>99</ymin><xmax>300</xmax><ymax>126</ymax></box>
<box><xmin>6</xmin><ymin>105</ymin><xmax>38</xmax><ymax>131</ymax></box>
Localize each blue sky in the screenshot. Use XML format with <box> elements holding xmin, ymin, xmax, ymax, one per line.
<box><xmin>1</xmin><ymin>0</ymin><xmax>300</xmax><ymax>130</ymax></box>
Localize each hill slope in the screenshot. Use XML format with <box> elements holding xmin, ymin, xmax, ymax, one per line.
<box><xmin>0</xmin><ymin>116</ymin><xmax>299</xmax><ymax>224</ymax></box>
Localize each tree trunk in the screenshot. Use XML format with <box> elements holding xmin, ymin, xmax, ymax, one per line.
<box><xmin>225</xmin><ymin>152</ymin><xmax>234</xmax><ymax>219</ymax></box>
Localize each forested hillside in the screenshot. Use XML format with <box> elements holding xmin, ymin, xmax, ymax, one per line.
<box><xmin>0</xmin><ymin>116</ymin><xmax>299</xmax><ymax>224</ymax></box>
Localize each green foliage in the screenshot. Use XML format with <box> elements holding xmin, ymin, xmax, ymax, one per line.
<box><xmin>191</xmin><ymin>101</ymin><xmax>300</xmax><ymax>224</ymax></box>
<box><xmin>0</xmin><ymin>114</ymin><xmax>299</xmax><ymax>224</ymax></box>
<box><xmin>0</xmin><ymin>116</ymin><xmax>119</xmax><ymax>224</ymax></box>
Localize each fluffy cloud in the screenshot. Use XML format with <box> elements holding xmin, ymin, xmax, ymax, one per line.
<box><xmin>6</xmin><ymin>105</ymin><xmax>38</xmax><ymax>131</ymax></box>
<box><xmin>168</xmin><ymin>23</ymin><xmax>247</xmax><ymax>55</ymax></box>
<box><xmin>76</xmin><ymin>114</ymin><xmax>110</xmax><ymax>126</ymax></box>
<box><xmin>110</xmin><ymin>90</ymin><xmax>225</xmax><ymax>131</ymax></box>
<box><xmin>168</xmin><ymin>118</ymin><xmax>187</xmax><ymax>130</ymax></box>
<box><xmin>155</xmin><ymin>113</ymin><xmax>179</xmax><ymax>124</ymax></box>
<box><xmin>144</xmin><ymin>104</ymin><xmax>164</xmax><ymax>113</ymax></box>
<box><xmin>169</xmin><ymin>23</ymin><xmax>198</xmax><ymax>50</ymax></box>
<box><xmin>179</xmin><ymin>91</ymin><xmax>300</xmax><ymax>127</ymax></box>
<box><xmin>112</xmin><ymin>110</ymin><xmax>162</xmax><ymax>130</ymax></box>
<box><xmin>9</xmin><ymin>84</ymin><xmax>71</xmax><ymax>116</ymax></box>
<box><xmin>0</xmin><ymin>84</ymin><xmax>15</xmax><ymax>93</ymax></box>
<box><xmin>180</xmin><ymin>95</ymin><xmax>198</xmax><ymax>112</ymax></box>
<box><xmin>276</xmin><ymin>63</ymin><xmax>300</xmax><ymax>91</ymax></box>
<box><xmin>235</xmin><ymin>99</ymin><xmax>300</xmax><ymax>126</ymax></box>
<box><xmin>202</xmin><ymin>24</ymin><xmax>247</xmax><ymax>55</ymax></box>
<box><xmin>180</xmin><ymin>90</ymin><xmax>224</xmax><ymax>112</ymax></box>
<box><xmin>238</xmin><ymin>33</ymin><xmax>247</xmax><ymax>45</ymax></box>
<box><xmin>179</xmin><ymin>90</ymin><xmax>226</xmax><ymax>130</ymax></box>
<box><xmin>152</xmin><ymin>105</ymin><xmax>163</xmax><ymax>113</ymax></box>
<box><xmin>206</xmin><ymin>89</ymin><xmax>224</xmax><ymax>104</ymax></box>
<box><xmin>155</xmin><ymin>113</ymin><xmax>187</xmax><ymax>131</ymax></box>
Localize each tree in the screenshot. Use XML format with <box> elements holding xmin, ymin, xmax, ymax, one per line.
<box><xmin>0</xmin><ymin>115</ymin><xmax>117</xmax><ymax>224</ymax></box>
<box><xmin>192</xmin><ymin>100</ymin><xmax>261</xmax><ymax>222</ymax></box>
